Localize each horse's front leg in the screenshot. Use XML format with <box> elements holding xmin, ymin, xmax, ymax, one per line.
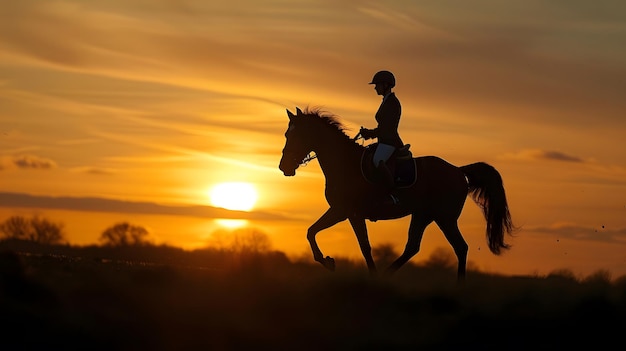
<box><xmin>307</xmin><ymin>207</ymin><xmax>347</xmax><ymax>271</ymax></box>
<box><xmin>348</xmin><ymin>215</ymin><xmax>377</xmax><ymax>276</ymax></box>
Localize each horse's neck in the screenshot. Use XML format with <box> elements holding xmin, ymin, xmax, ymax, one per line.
<box><xmin>314</xmin><ymin>140</ymin><xmax>362</xmax><ymax>184</ymax></box>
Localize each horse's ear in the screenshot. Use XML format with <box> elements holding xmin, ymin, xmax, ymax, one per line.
<box><xmin>286</xmin><ymin>109</ymin><xmax>295</xmax><ymax>119</ymax></box>
<box><xmin>296</xmin><ymin>107</ymin><xmax>303</xmax><ymax>116</ymax></box>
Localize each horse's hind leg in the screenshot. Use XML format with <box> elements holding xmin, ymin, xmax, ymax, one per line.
<box><xmin>435</xmin><ymin>219</ymin><xmax>468</xmax><ymax>283</ymax></box>
<box><xmin>384</xmin><ymin>214</ymin><xmax>432</xmax><ymax>277</ymax></box>
<box><xmin>349</xmin><ymin>216</ymin><xmax>376</xmax><ymax>276</ymax></box>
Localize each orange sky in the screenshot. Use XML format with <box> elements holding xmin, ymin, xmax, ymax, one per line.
<box><xmin>1</xmin><ymin>0</ymin><xmax>625</xmax><ymax>279</ymax></box>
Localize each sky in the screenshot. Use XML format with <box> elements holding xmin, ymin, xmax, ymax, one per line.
<box><xmin>1</xmin><ymin>0</ymin><xmax>625</xmax><ymax>279</ymax></box>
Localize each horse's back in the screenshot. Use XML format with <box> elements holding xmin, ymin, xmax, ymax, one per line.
<box><xmin>412</xmin><ymin>156</ymin><xmax>468</xmax><ymax>207</ymax></box>
<box><xmin>415</xmin><ymin>155</ymin><xmax>461</xmax><ymax>175</ymax></box>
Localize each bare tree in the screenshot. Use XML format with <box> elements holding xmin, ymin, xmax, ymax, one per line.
<box><xmin>230</xmin><ymin>228</ymin><xmax>272</xmax><ymax>254</ymax></box>
<box><xmin>0</xmin><ymin>215</ymin><xmax>66</xmax><ymax>244</ymax></box>
<box><xmin>0</xmin><ymin>216</ymin><xmax>30</xmax><ymax>239</ymax></box>
<box><xmin>30</xmin><ymin>216</ymin><xmax>65</xmax><ymax>244</ymax></box>
<box><xmin>372</xmin><ymin>243</ymin><xmax>398</xmax><ymax>268</ymax></box>
<box><xmin>424</xmin><ymin>247</ymin><xmax>456</xmax><ymax>269</ymax></box>
<box><xmin>99</xmin><ymin>222</ymin><xmax>151</xmax><ymax>247</ymax></box>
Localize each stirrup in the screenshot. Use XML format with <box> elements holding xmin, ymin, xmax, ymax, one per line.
<box><xmin>389</xmin><ymin>194</ymin><xmax>399</xmax><ymax>205</ymax></box>
<box><xmin>381</xmin><ymin>194</ymin><xmax>399</xmax><ymax>206</ymax></box>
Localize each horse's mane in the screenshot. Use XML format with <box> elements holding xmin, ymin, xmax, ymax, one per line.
<box><xmin>300</xmin><ymin>107</ymin><xmax>356</xmax><ymax>143</ymax></box>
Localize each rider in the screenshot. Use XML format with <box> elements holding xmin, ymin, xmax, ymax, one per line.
<box><xmin>359</xmin><ymin>70</ymin><xmax>405</xmax><ymax>199</ymax></box>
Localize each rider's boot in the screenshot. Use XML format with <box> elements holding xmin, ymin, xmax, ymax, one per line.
<box><xmin>377</xmin><ymin>161</ymin><xmax>399</xmax><ymax>206</ymax></box>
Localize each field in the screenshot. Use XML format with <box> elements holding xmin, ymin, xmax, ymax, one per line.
<box><xmin>2</xmin><ymin>240</ymin><xmax>625</xmax><ymax>350</ymax></box>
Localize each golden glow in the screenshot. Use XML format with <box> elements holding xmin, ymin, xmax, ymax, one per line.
<box><xmin>209</xmin><ymin>182</ymin><xmax>258</xmax><ymax>211</ymax></box>
<box><xmin>215</xmin><ymin>219</ymin><xmax>248</xmax><ymax>229</ymax></box>
<box><xmin>1</xmin><ymin>1</ymin><xmax>625</xmax><ymax>280</ymax></box>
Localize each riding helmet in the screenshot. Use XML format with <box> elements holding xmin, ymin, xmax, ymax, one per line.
<box><xmin>369</xmin><ymin>70</ymin><xmax>395</xmax><ymax>87</ymax></box>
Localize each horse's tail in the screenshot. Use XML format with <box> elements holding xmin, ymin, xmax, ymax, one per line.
<box><xmin>460</xmin><ymin>162</ymin><xmax>514</xmax><ymax>255</ymax></box>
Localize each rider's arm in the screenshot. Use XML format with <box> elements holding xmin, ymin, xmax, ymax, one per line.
<box><xmin>359</xmin><ymin>127</ymin><xmax>378</xmax><ymax>140</ymax></box>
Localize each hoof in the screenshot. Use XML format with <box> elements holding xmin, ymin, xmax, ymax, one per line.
<box><xmin>321</xmin><ymin>256</ymin><xmax>336</xmax><ymax>271</ymax></box>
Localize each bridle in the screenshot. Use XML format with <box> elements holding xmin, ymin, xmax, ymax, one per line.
<box><xmin>300</xmin><ymin>152</ymin><xmax>317</xmax><ymax>166</ymax></box>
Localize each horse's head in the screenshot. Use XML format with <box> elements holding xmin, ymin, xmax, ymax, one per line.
<box><xmin>279</xmin><ymin>107</ymin><xmax>316</xmax><ymax>176</ymax></box>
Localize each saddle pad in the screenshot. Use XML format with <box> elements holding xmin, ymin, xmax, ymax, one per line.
<box><xmin>395</xmin><ymin>158</ymin><xmax>417</xmax><ymax>188</ymax></box>
<box><xmin>360</xmin><ymin>145</ymin><xmax>417</xmax><ymax>188</ymax></box>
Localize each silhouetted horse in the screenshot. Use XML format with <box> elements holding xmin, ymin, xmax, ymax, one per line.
<box><xmin>279</xmin><ymin>107</ymin><xmax>514</xmax><ymax>281</ymax></box>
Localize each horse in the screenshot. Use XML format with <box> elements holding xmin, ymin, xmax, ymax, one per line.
<box><xmin>279</xmin><ymin>107</ymin><xmax>514</xmax><ymax>281</ymax></box>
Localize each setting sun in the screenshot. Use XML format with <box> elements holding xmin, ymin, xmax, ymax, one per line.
<box><xmin>208</xmin><ymin>182</ymin><xmax>258</xmax><ymax>211</ymax></box>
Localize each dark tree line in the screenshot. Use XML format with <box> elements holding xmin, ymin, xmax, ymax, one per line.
<box><xmin>0</xmin><ymin>216</ymin><xmax>153</xmax><ymax>247</ymax></box>
<box><xmin>99</xmin><ymin>222</ymin><xmax>152</xmax><ymax>247</ymax></box>
<box><xmin>0</xmin><ymin>216</ymin><xmax>274</xmax><ymax>253</ymax></box>
<box><xmin>0</xmin><ymin>216</ymin><xmax>458</xmax><ymax>268</ymax></box>
<box><xmin>0</xmin><ymin>215</ymin><xmax>65</xmax><ymax>245</ymax></box>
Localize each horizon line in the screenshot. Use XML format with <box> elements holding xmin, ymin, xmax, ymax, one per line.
<box><xmin>0</xmin><ymin>191</ymin><xmax>287</xmax><ymax>221</ymax></box>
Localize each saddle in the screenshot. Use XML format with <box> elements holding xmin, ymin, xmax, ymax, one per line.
<box><xmin>360</xmin><ymin>143</ymin><xmax>417</xmax><ymax>189</ymax></box>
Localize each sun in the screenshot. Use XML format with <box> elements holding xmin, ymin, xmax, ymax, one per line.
<box><xmin>208</xmin><ymin>182</ymin><xmax>258</xmax><ymax>211</ymax></box>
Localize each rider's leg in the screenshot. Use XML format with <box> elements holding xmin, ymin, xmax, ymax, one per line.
<box><xmin>372</xmin><ymin>143</ymin><xmax>395</xmax><ymax>166</ymax></box>
<box><xmin>377</xmin><ymin>161</ymin><xmax>394</xmax><ymax>190</ymax></box>
<box><xmin>373</xmin><ymin>143</ymin><xmax>396</xmax><ymax>190</ymax></box>
<box><xmin>372</xmin><ymin>143</ymin><xmax>398</xmax><ymax>204</ymax></box>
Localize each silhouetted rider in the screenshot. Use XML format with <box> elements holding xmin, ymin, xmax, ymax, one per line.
<box><xmin>359</xmin><ymin>70</ymin><xmax>404</xmax><ymax>191</ymax></box>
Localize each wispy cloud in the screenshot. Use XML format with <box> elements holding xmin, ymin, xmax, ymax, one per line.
<box><xmin>69</xmin><ymin>167</ymin><xmax>116</xmax><ymax>175</ymax></box>
<box><xmin>501</xmin><ymin>149</ymin><xmax>586</xmax><ymax>163</ymax></box>
<box><xmin>525</xmin><ymin>222</ymin><xmax>626</xmax><ymax>245</ymax></box>
<box><xmin>1</xmin><ymin>154</ymin><xmax>57</xmax><ymax>170</ymax></box>
<box><xmin>57</xmin><ymin>138</ymin><xmax>101</xmax><ymax>146</ymax></box>
<box><xmin>0</xmin><ymin>192</ymin><xmax>286</xmax><ymax>221</ymax></box>
<box><xmin>1</xmin><ymin>0</ymin><xmax>624</xmax><ymax>130</ymax></box>
<box><xmin>357</xmin><ymin>4</ymin><xmax>454</xmax><ymax>38</ymax></box>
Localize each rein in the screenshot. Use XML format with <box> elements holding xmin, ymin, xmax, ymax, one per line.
<box><xmin>300</xmin><ymin>152</ymin><xmax>317</xmax><ymax>166</ymax></box>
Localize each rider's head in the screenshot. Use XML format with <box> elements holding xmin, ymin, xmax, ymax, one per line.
<box><xmin>369</xmin><ymin>70</ymin><xmax>395</xmax><ymax>88</ymax></box>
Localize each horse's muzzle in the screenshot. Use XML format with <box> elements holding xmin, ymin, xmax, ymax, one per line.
<box><xmin>279</xmin><ymin>157</ymin><xmax>298</xmax><ymax>176</ymax></box>
<box><xmin>279</xmin><ymin>163</ymin><xmax>296</xmax><ymax>176</ymax></box>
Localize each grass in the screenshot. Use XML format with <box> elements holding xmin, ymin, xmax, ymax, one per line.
<box><xmin>1</xmin><ymin>240</ymin><xmax>625</xmax><ymax>350</ymax></box>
